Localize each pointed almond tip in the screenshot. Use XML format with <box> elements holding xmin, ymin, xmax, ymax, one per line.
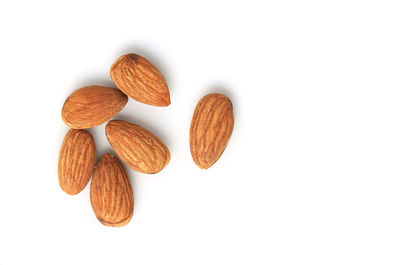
<box><xmin>161</xmin><ymin>97</ymin><xmax>171</xmax><ymax>107</ymax></box>
<box><xmin>102</xmin><ymin>153</ymin><xmax>114</xmax><ymax>159</ymax></box>
<box><xmin>145</xmin><ymin>96</ymin><xmax>170</xmax><ymax>107</ymax></box>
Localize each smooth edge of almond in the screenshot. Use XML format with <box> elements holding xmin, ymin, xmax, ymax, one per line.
<box><xmin>61</xmin><ymin>85</ymin><xmax>128</xmax><ymax>129</ymax></box>
<box><xmin>58</xmin><ymin>129</ymin><xmax>97</xmax><ymax>195</ymax></box>
<box><xmin>90</xmin><ymin>154</ymin><xmax>134</xmax><ymax>227</ymax></box>
<box><xmin>190</xmin><ymin>93</ymin><xmax>234</xmax><ymax>169</ymax></box>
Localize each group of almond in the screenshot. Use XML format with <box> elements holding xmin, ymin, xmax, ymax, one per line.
<box><xmin>58</xmin><ymin>53</ymin><xmax>234</xmax><ymax>227</ymax></box>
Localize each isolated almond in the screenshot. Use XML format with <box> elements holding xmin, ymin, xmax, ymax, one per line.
<box><xmin>90</xmin><ymin>154</ymin><xmax>133</xmax><ymax>227</ymax></box>
<box><xmin>110</xmin><ymin>54</ymin><xmax>170</xmax><ymax>106</ymax></box>
<box><xmin>61</xmin><ymin>85</ymin><xmax>128</xmax><ymax>129</ymax></box>
<box><xmin>106</xmin><ymin>120</ymin><xmax>170</xmax><ymax>174</ymax></box>
<box><xmin>58</xmin><ymin>129</ymin><xmax>96</xmax><ymax>195</ymax></box>
<box><xmin>190</xmin><ymin>93</ymin><xmax>234</xmax><ymax>169</ymax></box>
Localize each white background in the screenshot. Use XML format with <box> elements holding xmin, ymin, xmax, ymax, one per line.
<box><xmin>0</xmin><ymin>0</ymin><xmax>399</xmax><ymax>264</ymax></box>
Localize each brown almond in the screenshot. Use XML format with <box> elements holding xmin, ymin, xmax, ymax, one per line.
<box><xmin>105</xmin><ymin>120</ymin><xmax>170</xmax><ymax>174</ymax></box>
<box><xmin>58</xmin><ymin>129</ymin><xmax>96</xmax><ymax>195</ymax></box>
<box><xmin>190</xmin><ymin>93</ymin><xmax>234</xmax><ymax>169</ymax></box>
<box><xmin>90</xmin><ymin>154</ymin><xmax>134</xmax><ymax>227</ymax></box>
<box><xmin>61</xmin><ymin>85</ymin><xmax>128</xmax><ymax>129</ymax></box>
<box><xmin>110</xmin><ymin>54</ymin><xmax>170</xmax><ymax>107</ymax></box>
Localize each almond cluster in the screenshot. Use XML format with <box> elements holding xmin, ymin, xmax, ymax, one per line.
<box><xmin>58</xmin><ymin>53</ymin><xmax>234</xmax><ymax>227</ymax></box>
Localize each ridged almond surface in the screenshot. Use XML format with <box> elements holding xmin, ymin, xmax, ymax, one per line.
<box><xmin>90</xmin><ymin>154</ymin><xmax>134</xmax><ymax>227</ymax></box>
<box><xmin>58</xmin><ymin>129</ymin><xmax>96</xmax><ymax>195</ymax></box>
<box><xmin>110</xmin><ymin>54</ymin><xmax>170</xmax><ymax>106</ymax></box>
<box><xmin>190</xmin><ymin>93</ymin><xmax>234</xmax><ymax>169</ymax></box>
<box><xmin>106</xmin><ymin>120</ymin><xmax>170</xmax><ymax>174</ymax></box>
<box><xmin>61</xmin><ymin>85</ymin><xmax>128</xmax><ymax>129</ymax></box>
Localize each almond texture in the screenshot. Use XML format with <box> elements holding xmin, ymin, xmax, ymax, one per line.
<box><xmin>106</xmin><ymin>120</ymin><xmax>170</xmax><ymax>174</ymax></box>
<box><xmin>90</xmin><ymin>154</ymin><xmax>134</xmax><ymax>227</ymax></box>
<box><xmin>110</xmin><ymin>54</ymin><xmax>170</xmax><ymax>106</ymax></box>
<box><xmin>61</xmin><ymin>85</ymin><xmax>128</xmax><ymax>129</ymax></box>
<box><xmin>58</xmin><ymin>129</ymin><xmax>96</xmax><ymax>195</ymax></box>
<box><xmin>190</xmin><ymin>93</ymin><xmax>234</xmax><ymax>169</ymax></box>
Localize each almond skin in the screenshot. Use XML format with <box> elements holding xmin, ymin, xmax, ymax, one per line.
<box><xmin>110</xmin><ymin>54</ymin><xmax>170</xmax><ymax>107</ymax></box>
<box><xmin>90</xmin><ymin>154</ymin><xmax>134</xmax><ymax>227</ymax></box>
<box><xmin>190</xmin><ymin>93</ymin><xmax>234</xmax><ymax>169</ymax></box>
<box><xmin>58</xmin><ymin>129</ymin><xmax>96</xmax><ymax>195</ymax></box>
<box><xmin>61</xmin><ymin>85</ymin><xmax>128</xmax><ymax>129</ymax></box>
<box><xmin>105</xmin><ymin>120</ymin><xmax>170</xmax><ymax>174</ymax></box>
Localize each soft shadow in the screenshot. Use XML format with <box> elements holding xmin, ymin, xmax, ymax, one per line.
<box><xmin>84</xmin><ymin>127</ymin><xmax>117</xmax><ymax>161</ymax></box>
<box><xmin>73</xmin><ymin>76</ymin><xmax>116</xmax><ymax>89</ymax></box>
<box><xmin>115</xmin><ymin>44</ymin><xmax>173</xmax><ymax>93</ymax></box>
<box><xmin>111</xmin><ymin>112</ymin><xmax>171</xmax><ymax>148</ymax></box>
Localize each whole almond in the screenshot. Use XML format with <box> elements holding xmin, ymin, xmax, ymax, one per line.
<box><xmin>58</xmin><ymin>129</ymin><xmax>96</xmax><ymax>195</ymax></box>
<box><xmin>61</xmin><ymin>85</ymin><xmax>128</xmax><ymax>129</ymax></box>
<box><xmin>90</xmin><ymin>154</ymin><xmax>133</xmax><ymax>227</ymax></box>
<box><xmin>190</xmin><ymin>93</ymin><xmax>234</xmax><ymax>169</ymax></box>
<box><xmin>110</xmin><ymin>54</ymin><xmax>170</xmax><ymax>107</ymax></box>
<box><xmin>106</xmin><ymin>120</ymin><xmax>170</xmax><ymax>174</ymax></box>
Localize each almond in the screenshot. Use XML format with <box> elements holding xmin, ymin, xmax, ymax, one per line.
<box><xmin>58</xmin><ymin>129</ymin><xmax>96</xmax><ymax>195</ymax></box>
<box><xmin>105</xmin><ymin>120</ymin><xmax>170</xmax><ymax>174</ymax></box>
<box><xmin>61</xmin><ymin>85</ymin><xmax>128</xmax><ymax>129</ymax></box>
<box><xmin>110</xmin><ymin>54</ymin><xmax>170</xmax><ymax>107</ymax></box>
<box><xmin>90</xmin><ymin>154</ymin><xmax>133</xmax><ymax>227</ymax></box>
<box><xmin>190</xmin><ymin>93</ymin><xmax>234</xmax><ymax>169</ymax></box>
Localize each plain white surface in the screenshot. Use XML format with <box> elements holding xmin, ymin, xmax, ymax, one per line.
<box><xmin>1</xmin><ymin>0</ymin><xmax>400</xmax><ymax>264</ymax></box>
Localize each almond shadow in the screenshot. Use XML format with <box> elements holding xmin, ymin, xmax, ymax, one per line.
<box><xmin>73</xmin><ymin>76</ymin><xmax>116</xmax><ymax>89</ymax></box>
